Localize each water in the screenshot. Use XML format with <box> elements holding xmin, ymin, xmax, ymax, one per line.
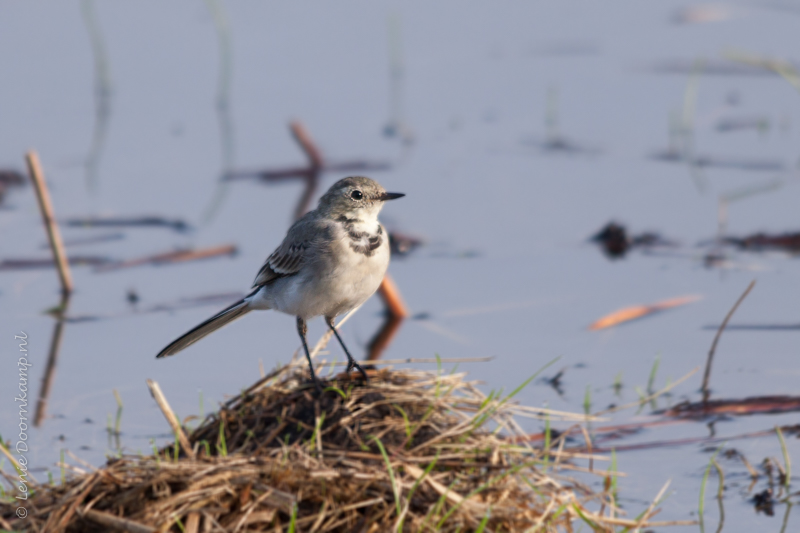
<box><xmin>2</xmin><ymin>1</ymin><xmax>799</xmax><ymax>529</ymax></box>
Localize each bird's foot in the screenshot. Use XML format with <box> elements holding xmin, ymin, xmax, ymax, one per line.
<box><xmin>347</xmin><ymin>359</ymin><xmax>369</xmax><ymax>384</ymax></box>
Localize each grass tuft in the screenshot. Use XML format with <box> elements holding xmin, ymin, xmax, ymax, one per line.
<box><xmin>4</xmin><ymin>365</ymin><xmax>689</xmax><ymax>532</ymax></box>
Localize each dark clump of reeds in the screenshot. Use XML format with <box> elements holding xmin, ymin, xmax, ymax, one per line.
<box><xmin>3</xmin><ymin>361</ymin><xmax>681</xmax><ymax>532</ymax></box>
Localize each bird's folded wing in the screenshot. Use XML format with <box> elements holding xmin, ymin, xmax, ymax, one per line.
<box><xmin>252</xmin><ymin>239</ymin><xmax>307</xmax><ymax>287</ymax></box>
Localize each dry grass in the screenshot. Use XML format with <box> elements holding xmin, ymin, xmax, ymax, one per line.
<box><xmin>2</xmin><ymin>358</ymin><xmax>692</xmax><ymax>532</ymax></box>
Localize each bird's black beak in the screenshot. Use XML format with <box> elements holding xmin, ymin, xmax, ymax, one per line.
<box><xmin>379</xmin><ymin>192</ymin><xmax>405</xmax><ymax>201</ymax></box>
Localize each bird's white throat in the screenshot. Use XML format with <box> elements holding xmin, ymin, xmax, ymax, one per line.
<box><xmin>341</xmin><ymin>205</ymin><xmax>383</xmax><ymax>234</ymax></box>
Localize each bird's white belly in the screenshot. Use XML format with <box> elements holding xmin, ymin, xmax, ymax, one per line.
<box><xmin>252</xmin><ymin>237</ymin><xmax>390</xmax><ymax>319</ymax></box>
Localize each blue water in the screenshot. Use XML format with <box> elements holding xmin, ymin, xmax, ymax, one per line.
<box><xmin>2</xmin><ymin>1</ymin><xmax>799</xmax><ymax>529</ymax></box>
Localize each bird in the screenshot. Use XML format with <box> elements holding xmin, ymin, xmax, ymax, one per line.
<box><xmin>156</xmin><ymin>176</ymin><xmax>405</xmax><ymax>391</ymax></box>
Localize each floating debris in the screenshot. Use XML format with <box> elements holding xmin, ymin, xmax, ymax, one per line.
<box><xmin>225</xmin><ymin>122</ymin><xmax>392</xmax><ymax>221</ymax></box>
<box><xmin>521</xmin><ymin>135</ymin><xmax>602</xmax><ymax>156</ymax></box>
<box><xmin>126</xmin><ymin>288</ymin><xmax>139</xmax><ymax>307</ymax></box>
<box><xmin>660</xmin><ymin>396</ymin><xmax>800</xmax><ymax>418</ymax></box>
<box><xmin>650</xmin><ymin>149</ymin><xmax>784</xmax><ymax>171</ymax></box>
<box><xmin>752</xmin><ymin>488</ymin><xmax>775</xmax><ymax>516</ymax></box>
<box><xmin>521</xmin><ymin>418</ymin><xmax>690</xmax><ymax>446</ymax></box>
<box><xmin>42</xmin><ymin>232</ymin><xmax>125</xmax><ymax>249</ymax></box>
<box><xmin>543</xmin><ymin>368</ymin><xmax>567</xmax><ymax>396</ymax></box>
<box><xmin>64</xmin><ymin>291</ymin><xmax>246</xmax><ymax>323</ymax></box>
<box><xmin>527</xmin><ymin>41</ymin><xmax>600</xmax><ymax>57</ymax></box>
<box><xmin>145</xmin><ymin>291</ymin><xmax>245</xmax><ymax>314</ymax></box>
<box><xmin>388</xmin><ymin>230</ymin><xmax>423</xmax><ymax>256</ymax></box>
<box><xmin>225</xmin><ymin>160</ymin><xmax>391</xmax><ymax>183</ymax></box>
<box><xmin>521</xmin><ymin>87</ymin><xmax>601</xmax><ymax>157</ymax></box>
<box><xmin>585</xmin><ymin>424</ymin><xmax>800</xmax><ymax>453</ymax></box>
<box><xmin>590</xmin><ymin>222</ymin><xmax>675</xmax><ymax>258</ymax></box>
<box><xmin>716</xmin><ymin>115</ymin><xmax>770</xmax><ymax>133</ymax></box>
<box><xmin>648</xmin><ymin>58</ymin><xmax>797</xmax><ymax>77</ymax></box>
<box><xmin>588</xmin><ymin>294</ymin><xmax>703</xmax><ymax>331</ymax></box>
<box><xmin>0</xmin><ymin>169</ymin><xmax>25</xmax><ymax>205</ymax></box>
<box><xmin>0</xmin><ymin>169</ymin><xmax>25</xmax><ymax>186</ymax></box>
<box><xmin>591</xmin><ymin>222</ymin><xmax>628</xmax><ymax>257</ymax></box>
<box><xmin>0</xmin><ymin>255</ymin><xmax>110</xmax><ymax>271</ymax></box>
<box><xmin>723</xmin><ymin>231</ymin><xmax>800</xmax><ymax>252</ymax></box>
<box><xmin>95</xmin><ymin>244</ymin><xmax>237</xmax><ymax>272</ymax></box>
<box><xmin>672</xmin><ymin>4</ymin><xmax>737</xmax><ymax>25</ymax></box>
<box><xmin>65</xmin><ymin>216</ymin><xmax>191</xmax><ymax>232</ymax></box>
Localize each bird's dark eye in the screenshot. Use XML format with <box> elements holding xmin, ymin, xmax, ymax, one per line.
<box><xmin>350</xmin><ymin>190</ymin><xmax>363</xmax><ymax>200</ymax></box>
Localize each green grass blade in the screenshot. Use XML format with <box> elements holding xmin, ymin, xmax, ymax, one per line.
<box><xmin>393</xmin><ymin>404</ymin><xmax>412</xmax><ymax>440</ymax></box>
<box><xmin>647</xmin><ymin>354</ymin><xmax>660</xmax><ymax>394</ymax></box>
<box><xmin>583</xmin><ymin>385</ymin><xmax>591</xmax><ymax>416</ymax></box>
<box><xmin>475</xmin><ymin>507</ymin><xmax>491</xmax><ymax>533</ymax></box>
<box><xmin>372</xmin><ymin>436</ymin><xmax>401</xmax><ymax>517</ymax></box>
<box><xmin>421</xmin><ymin>479</ymin><xmax>457</xmax><ymax>531</ymax></box>
<box><xmin>699</xmin><ymin>445</ymin><xmax>724</xmax><ymax>532</ymax></box>
<box><xmin>324</xmin><ymin>386</ymin><xmax>347</xmax><ymax>400</ymax></box>
<box><xmin>397</xmin><ymin>452</ymin><xmax>439</xmax><ymax>531</ymax></box>
<box><xmin>150</xmin><ymin>438</ymin><xmax>161</xmax><ymax>468</ymax></box>
<box><xmin>571</xmin><ymin>502</ymin><xmax>599</xmax><ymax>529</ymax></box>
<box><xmin>776</xmin><ymin>426</ymin><xmax>792</xmax><ymax>488</ymax></box>
<box><xmin>507</xmin><ymin>357</ymin><xmax>560</xmax><ymax>402</ymax></box>
<box><xmin>113</xmin><ymin>389</ymin><xmax>123</xmax><ymax>435</ymax></box>
<box><xmin>287</xmin><ymin>503</ymin><xmax>298</xmax><ymax>533</ymax></box>
<box><xmin>542</xmin><ymin>415</ymin><xmax>551</xmax><ymax>473</ymax></box>
<box><xmin>437</xmin><ymin>462</ymin><xmax>533</xmax><ymax>528</ymax></box>
<box><xmin>470</xmin><ymin>357</ymin><xmax>561</xmax><ymax>434</ymax></box>
<box><xmin>609</xmin><ymin>448</ymin><xmax>618</xmax><ymax>497</ymax></box>
<box><xmin>217</xmin><ymin>418</ymin><xmax>228</xmax><ymax>457</ymax></box>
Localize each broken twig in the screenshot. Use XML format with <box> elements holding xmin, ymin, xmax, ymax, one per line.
<box><xmin>26</xmin><ymin>151</ymin><xmax>73</xmax><ymax>296</ymax></box>
<box><xmin>95</xmin><ymin>244</ymin><xmax>236</xmax><ymax>272</ymax></box>
<box><xmin>145</xmin><ymin>379</ymin><xmax>196</xmax><ymax>460</ymax></box>
<box><xmin>701</xmin><ymin>280</ymin><xmax>756</xmax><ymax>400</ymax></box>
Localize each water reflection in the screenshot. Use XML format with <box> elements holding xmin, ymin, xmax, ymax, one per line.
<box><xmin>522</xmin><ymin>87</ymin><xmax>601</xmax><ymax>156</ymax></box>
<box><xmin>383</xmin><ymin>14</ymin><xmax>414</xmax><ymax>145</ymax></box>
<box><xmin>225</xmin><ymin>121</ymin><xmax>391</xmax><ymax>221</ymax></box>
<box><xmin>34</xmin><ymin>296</ymin><xmax>70</xmax><ymax>427</ymax></box>
<box><xmin>201</xmin><ymin>0</ymin><xmax>236</xmax><ymax>222</ymax></box>
<box><xmin>2</xmin><ymin>3</ymin><xmax>800</xmax><ymax>528</ymax></box>
<box><xmin>81</xmin><ymin>0</ymin><xmax>112</xmax><ymax>192</ymax></box>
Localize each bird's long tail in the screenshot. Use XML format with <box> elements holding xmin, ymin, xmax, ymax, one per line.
<box><xmin>156</xmin><ymin>298</ymin><xmax>252</xmax><ymax>358</ymax></box>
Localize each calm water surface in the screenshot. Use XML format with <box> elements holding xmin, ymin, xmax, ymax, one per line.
<box><xmin>2</xmin><ymin>1</ymin><xmax>799</xmax><ymax>529</ymax></box>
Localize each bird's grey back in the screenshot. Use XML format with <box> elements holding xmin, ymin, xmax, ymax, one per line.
<box><xmin>252</xmin><ymin>210</ymin><xmax>335</xmax><ymax>288</ymax></box>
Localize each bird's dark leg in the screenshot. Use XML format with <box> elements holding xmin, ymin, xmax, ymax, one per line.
<box><xmin>326</xmin><ymin>316</ymin><xmax>368</xmax><ymax>383</ymax></box>
<box><xmin>297</xmin><ymin>317</ymin><xmax>322</xmax><ymax>393</ymax></box>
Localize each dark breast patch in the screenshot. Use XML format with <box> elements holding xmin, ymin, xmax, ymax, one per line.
<box><xmin>338</xmin><ymin>216</ymin><xmax>383</xmax><ymax>257</ymax></box>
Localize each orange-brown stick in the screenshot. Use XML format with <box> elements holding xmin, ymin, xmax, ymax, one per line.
<box><xmin>377</xmin><ymin>274</ymin><xmax>409</xmax><ymax>319</ymax></box>
<box><xmin>288</xmin><ymin>121</ymin><xmax>322</xmax><ymax>220</ymax></box>
<box><xmin>289</xmin><ymin>121</ymin><xmax>324</xmax><ymax>170</ymax></box>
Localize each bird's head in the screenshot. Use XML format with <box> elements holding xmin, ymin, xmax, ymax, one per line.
<box><xmin>318</xmin><ymin>176</ymin><xmax>404</xmax><ymax>220</ymax></box>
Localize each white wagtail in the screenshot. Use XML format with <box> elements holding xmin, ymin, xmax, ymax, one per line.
<box><xmin>156</xmin><ymin>176</ymin><xmax>404</xmax><ymax>390</ymax></box>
